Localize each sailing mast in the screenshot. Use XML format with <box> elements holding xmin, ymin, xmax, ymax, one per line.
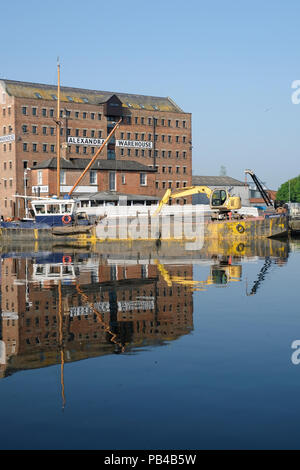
<box><xmin>56</xmin><ymin>59</ymin><xmax>61</xmax><ymax>198</ymax></box>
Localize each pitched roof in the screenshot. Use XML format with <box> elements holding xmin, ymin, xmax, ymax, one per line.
<box><xmin>0</xmin><ymin>79</ymin><xmax>184</xmax><ymax>113</ymax></box>
<box><xmin>192</xmin><ymin>175</ymin><xmax>246</xmax><ymax>187</ymax></box>
<box><xmin>33</xmin><ymin>157</ymin><xmax>157</xmax><ymax>172</ymax></box>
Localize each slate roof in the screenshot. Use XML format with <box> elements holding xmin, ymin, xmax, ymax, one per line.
<box><xmin>192</xmin><ymin>175</ymin><xmax>246</xmax><ymax>187</ymax></box>
<box><xmin>0</xmin><ymin>79</ymin><xmax>184</xmax><ymax>113</ymax></box>
<box><xmin>33</xmin><ymin>157</ymin><xmax>157</xmax><ymax>172</ymax></box>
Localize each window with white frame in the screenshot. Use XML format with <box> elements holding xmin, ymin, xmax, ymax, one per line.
<box><xmin>140</xmin><ymin>173</ymin><xmax>147</xmax><ymax>186</ymax></box>
<box><xmin>60</xmin><ymin>170</ymin><xmax>66</xmax><ymax>184</ymax></box>
<box><xmin>90</xmin><ymin>171</ymin><xmax>97</xmax><ymax>185</ymax></box>
<box><xmin>109</xmin><ymin>172</ymin><xmax>116</xmax><ymax>191</ymax></box>
<box><xmin>37</xmin><ymin>171</ymin><xmax>43</xmax><ymax>185</ymax></box>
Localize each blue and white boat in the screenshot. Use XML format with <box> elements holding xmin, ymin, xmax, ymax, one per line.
<box><xmin>0</xmin><ymin>197</ymin><xmax>94</xmax><ymax>239</ymax></box>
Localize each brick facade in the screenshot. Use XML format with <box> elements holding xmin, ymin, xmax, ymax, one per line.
<box><xmin>0</xmin><ymin>80</ymin><xmax>192</xmax><ymax>218</ymax></box>
<box><xmin>31</xmin><ymin>161</ymin><xmax>157</xmax><ymax>197</ymax></box>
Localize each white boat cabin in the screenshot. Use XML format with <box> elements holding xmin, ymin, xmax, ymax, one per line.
<box><xmin>31</xmin><ymin>198</ymin><xmax>77</xmax><ymax>217</ymax></box>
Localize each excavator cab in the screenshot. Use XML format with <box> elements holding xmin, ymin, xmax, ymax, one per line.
<box><xmin>210</xmin><ymin>188</ymin><xmax>241</xmax><ymax>215</ymax></box>
<box><xmin>211</xmin><ymin>189</ymin><xmax>228</xmax><ymax>207</ymax></box>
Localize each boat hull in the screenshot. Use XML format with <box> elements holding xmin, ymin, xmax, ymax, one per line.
<box><xmin>0</xmin><ymin>214</ymin><xmax>288</xmax><ymax>243</ymax></box>
<box><xmin>289</xmin><ymin>217</ymin><xmax>300</xmax><ymax>234</ymax></box>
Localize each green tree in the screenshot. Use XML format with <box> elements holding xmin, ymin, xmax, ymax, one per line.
<box><xmin>276</xmin><ymin>175</ymin><xmax>300</xmax><ymax>202</ymax></box>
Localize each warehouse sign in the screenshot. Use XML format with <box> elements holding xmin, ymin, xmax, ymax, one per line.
<box><xmin>0</xmin><ymin>133</ymin><xmax>15</xmax><ymax>143</ymax></box>
<box><xmin>69</xmin><ymin>299</ymin><xmax>154</xmax><ymax>317</ymax></box>
<box><xmin>116</xmin><ymin>140</ymin><xmax>153</xmax><ymax>149</ymax></box>
<box><xmin>67</xmin><ymin>136</ymin><xmax>105</xmax><ymax>146</ymax></box>
<box><xmin>32</xmin><ymin>185</ymin><xmax>49</xmax><ymax>193</ymax></box>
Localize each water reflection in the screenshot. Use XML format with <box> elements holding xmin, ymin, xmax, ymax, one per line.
<box><xmin>0</xmin><ymin>238</ymin><xmax>291</xmax><ymax>385</ymax></box>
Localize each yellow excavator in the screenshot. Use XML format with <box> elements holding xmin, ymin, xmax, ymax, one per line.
<box><xmin>154</xmin><ymin>258</ymin><xmax>242</xmax><ymax>291</ymax></box>
<box><xmin>153</xmin><ymin>186</ymin><xmax>242</xmax><ymax>220</ymax></box>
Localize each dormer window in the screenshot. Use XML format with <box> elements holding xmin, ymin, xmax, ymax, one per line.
<box><xmin>35</xmin><ymin>92</ymin><xmax>42</xmax><ymax>99</ymax></box>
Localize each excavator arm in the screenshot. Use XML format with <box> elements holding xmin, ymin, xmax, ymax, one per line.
<box><xmin>153</xmin><ymin>186</ymin><xmax>212</xmax><ymax>215</ymax></box>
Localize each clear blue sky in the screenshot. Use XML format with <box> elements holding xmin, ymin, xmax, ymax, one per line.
<box><xmin>1</xmin><ymin>0</ymin><xmax>300</xmax><ymax>189</ymax></box>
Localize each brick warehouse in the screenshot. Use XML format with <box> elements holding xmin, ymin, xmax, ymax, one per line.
<box><xmin>0</xmin><ymin>79</ymin><xmax>192</xmax><ymax>218</ymax></box>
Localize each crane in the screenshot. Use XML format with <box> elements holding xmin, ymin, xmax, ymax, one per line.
<box><xmin>244</xmin><ymin>169</ymin><xmax>273</xmax><ymax>207</ymax></box>
<box><xmin>153</xmin><ymin>186</ymin><xmax>242</xmax><ymax>219</ymax></box>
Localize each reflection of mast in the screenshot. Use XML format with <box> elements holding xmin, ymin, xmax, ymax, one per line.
<box><xmin>75</xmin><ymin>283</ymin><xmax>125</xmax><ymax>352</ymax></box>
<box><xmin>25</xmin><ymin>257</ymin><xmax>32</xmax><ymax>307</ymax></box>
<box><xmin>58</xmin><ymin>280</ymin><xmax>65</xmax><ymax>410</ymax></box>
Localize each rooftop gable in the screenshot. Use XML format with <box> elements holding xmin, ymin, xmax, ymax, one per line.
<box><xmin>192</xmin><ymin>175</ymin><xmax>246</xmax><ymax>187</ymax></box>
<box><xmin>0</xmin><ymin>79</ymin><xmax>184</xmax><ymax>113</ymax></box>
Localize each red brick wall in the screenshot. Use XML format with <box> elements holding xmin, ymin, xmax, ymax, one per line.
<box><xmin>31</xmin><ymin>167</ymin><xmax>156</xmax><ymax>197</ymax></box>
<box><xmin>0</xmin><ymin>84</ymin><xmax>192</xmax><ymax>217</ymax></box>
<box><xmin>0</xmin><ymin>86</ymin><xmax>17</xmax><ymax>218</ymax></box>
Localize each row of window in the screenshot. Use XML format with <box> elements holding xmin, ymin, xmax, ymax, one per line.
<box><xmin>2</xmin><ymin>107</ymin><xmax>11</xmax><ymax>117</ymax></box>
<box><xmin>21</xmin><ymin>125</ymin><xmax>103</xmax><ymax>137</ymax></box>
<box><xmin>22</xmin><ymin>143</ymin><xmax>55</xmax><ymax>153</ymax></box>
<box><xmin>2</xmin><ymin>104</ymin><xmax>188</xmax><ymax>127</ymax></box>
<box><xmin>19</xmin><ymin>106</ymin><xmax>188</xmax><ymax>128</ymax></box>
<box><xmin>19</xmin><ymin>142</ymin><xmax>188</xmax><ymax>159</ymax></box>
<box><xmin>160</xmin><ymin>166</ymin><xmax>187</xmax><ymax>174</ymax></box>
<box><xmin>1</xmin><ymin>143</ymin><xmax>13</xmax><ymax>152</ymax></box>
<box><xmin>134</xmin><ymin>117</ymin><xmax>187</xmax><ymax>128</ymax></box>
<box><xmin>119</xmin><ymin>132</ymin><xmax>188</xmax><ymax>143</ymax></box>
<box><xmin>2</xmin><ymin>161</ymin><xmax>13</xmax><ymax>170</ymax></box>
<box><xmin>119</xmin><ymin>148</ymin><xmax>187</xmax><ymax>159</ymax></box>
<box><xmin>2</xmin><ymin>179</ymin><xmax>13</xmax><ymax>188</ymax></box>
<box><xmin>155</xmin><ymin>181</ymin><xmax>188</xmax><ymax>190</ymax></box>
<box><xmin>36</xmin><ymin>171</ymin><xmax>147</xmax><ymax>188</ymax></box>
<box><xmin>2</xmin><ymin>125</ymin><xmax>13</xmax><ymax>134</ymax></box>
<box><xmin>20</xmin><ymin>125</ymin><xmax>189</xmax><ymax>143</ymax></box>
<box><xmin>21</xmin><ymin>106</ymin><xmax>102</xmax><ymax>121</ymax></box>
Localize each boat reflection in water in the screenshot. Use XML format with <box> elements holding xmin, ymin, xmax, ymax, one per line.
<box><xmin>0</xmin><ymin>238</ymin><xmax>290</xmax><ymax>386</ymax></box>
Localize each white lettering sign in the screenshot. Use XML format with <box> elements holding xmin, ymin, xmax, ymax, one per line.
<box><xmin>68</xmin><ymin>137</ymin><xmax>105</xmax><ymax>146</ymax></box>
<box><xmin>116</xmin><ymin>140</ymin><xmax>153</xmax><ymax>149</ymax></box>
<box><xmin>32</xmin><ymin>185</ymin><xmax>49</xmax><ymax>193</ymax></box>
<box><xmin>0</xmin><ymin>133</ymin><xmax>15</xmax><ymax>143</ymax></box>
<box><xmin>69</xmin><ymin>299</ymin><xmax>154</xmax><ymax>317</ymax></box>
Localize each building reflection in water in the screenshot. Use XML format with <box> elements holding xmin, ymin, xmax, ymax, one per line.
<box><xmin>0</xmin><ymin>241</ymin><xmax>289</xmax><ymax>382</ymax></box>
<box><xmin>0</xmin><ymin>253</ymin><xmax>194</xmax><ymax>380</ymax></box>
